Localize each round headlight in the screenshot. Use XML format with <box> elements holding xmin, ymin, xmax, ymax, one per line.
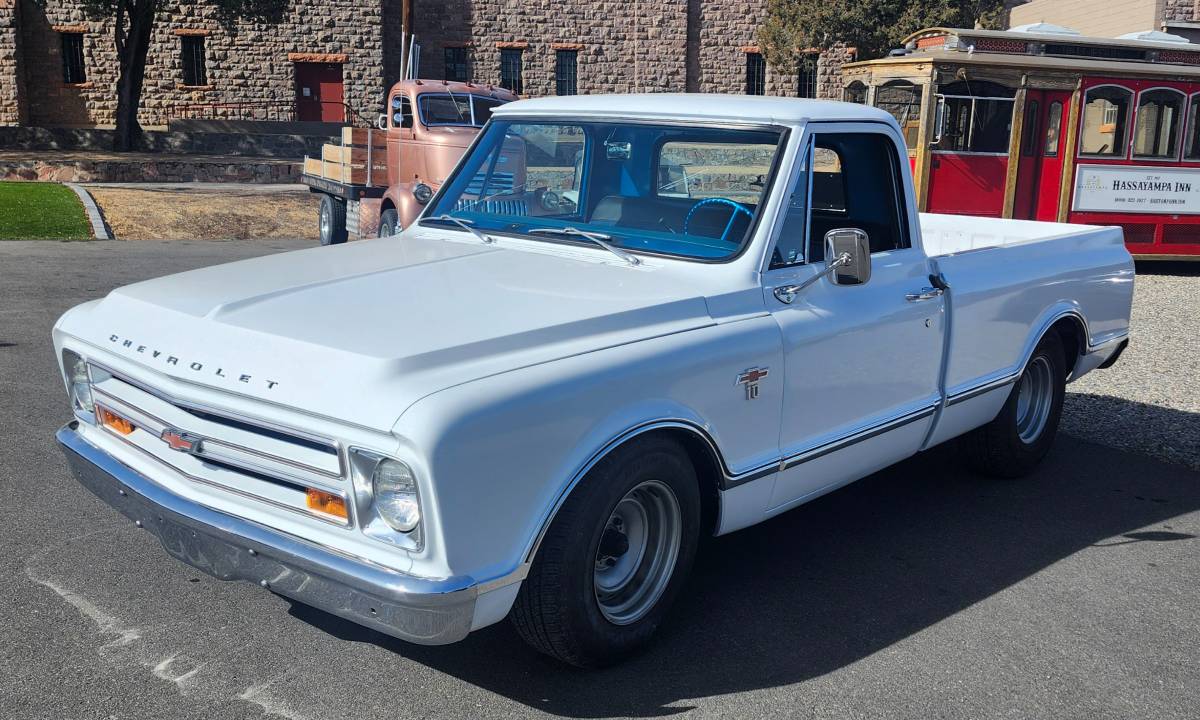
<box><xmin>62</xmin><ymin>349</ymin><xmax>94</xmax><ymax>413</ymax></box>
<box><xmin>391</xmin><ymin>96</ymin><xmax>402</xmax><ymax>110</ymax></box>
<box><xmin>372</xmin><ymin>459</ymin><xmax>420</xmax><ymax>533</ymax></box>
<box><xmin>392</xmin><ymin>112</ymin><xmax>404</xmax><ymax>125</ymax></box>
<box><xmin>413</xmin><ymin>183</ymin><xmax>433</xmax><ymax>205</ymax></box>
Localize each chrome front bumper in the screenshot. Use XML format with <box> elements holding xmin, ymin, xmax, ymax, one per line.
<box><xmin>56</xmin><ymin>422</ymin><xmax>478</xmax><ymax>645</ymax></box>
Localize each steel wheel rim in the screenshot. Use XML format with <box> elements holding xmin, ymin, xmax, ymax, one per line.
<box><xmin>319</xmin><ymin>203</ymin><xmax>331</xmax><ymax>241</ymax></box>
<box><xmin>1016</xmin><ymin>355</ymin><xmax>1054</xmax><ymax>444</ymax></box>
<box><xmin>593</xmin><ymin>479</ymin><xmax>682</xmax><ymax>626</ymax></box>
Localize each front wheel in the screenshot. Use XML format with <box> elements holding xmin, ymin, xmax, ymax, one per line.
<box><xmin>961</xmin><ymin>331</ymin><xmax>1067</xmax><ymax>478</ymax></box>
<box><xmin>511</xmin><ymin>436</ymin><xmax>700</xmax><ymax>667</ymax></box>
<box><xmin>377</xmin><ymin>208</ymin><xmax>399</xmax><ymax>238</ymax></box>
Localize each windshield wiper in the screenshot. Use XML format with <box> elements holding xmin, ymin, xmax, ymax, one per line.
<box><xmin>431</xmin><ymin>214</ymin><xmax>496</xmax><ymax>244</ymax></box>
<box><xmin>527</xmin><ymin>226</ymin><xmax>641</xmax><ymax>266</ymax></box>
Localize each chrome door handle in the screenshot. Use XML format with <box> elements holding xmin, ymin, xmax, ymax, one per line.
<box><xmin>905</xmin><ymin>287</ymin><xmax>944</xmax><ymax>302</ymax></box>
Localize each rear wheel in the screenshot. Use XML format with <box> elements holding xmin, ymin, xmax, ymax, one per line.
<box><xmin>378</xmin><ymin>208</ymin><xmax>400</xmax><ymax>238</ymax></box>
<box><xmin>511</xmin><ymin>435</ymin><xmax>700</xmax><ymax>667</ymax></box>
<box><xmin>318</xmin><ymin>194</ymin><xmax>347</xmax><ymax>246</ymax></box>
<box><xmin>961</xmin><ymin>331</ymin><xmax>1067</xmax><ymax>478</ymax></box>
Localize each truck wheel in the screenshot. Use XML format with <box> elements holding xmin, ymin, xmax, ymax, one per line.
<box><xmin>378</xmin><ymin>209</ymin><xmax>399</xmax><ymax>238</ymax></box>
<box><xmin>961</xmin><ymin>331</ymin><xmax>1066</xmax><ymax>478</ymax></box>
<box><xmin>319</xmin><ymin>195</ymin><xmax>347</xmax><ymax>246</ymax></box>
<box><xmin>511</xmin><ymin>435</ymin><xmax>700</xmax><ymax>668</ymax></box>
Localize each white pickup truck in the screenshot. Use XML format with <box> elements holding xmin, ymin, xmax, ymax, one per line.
<box><xmin>54</xmin><ymin>95</ymin><xmax>1133</xmax><ymax>667</ymax></box>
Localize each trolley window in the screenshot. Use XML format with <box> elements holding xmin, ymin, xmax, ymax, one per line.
<box><xmin>935</xmin><ymin>81</ymin><xmax>1015</xmax><ymax>154</ymax></box>
<box><xmin>1080</xmin><ymin>85</ymin><xmax>1132</xmax><ymax>157</ymax></box>
<box><xmin>844</xmin><ymin>81</ymin><xmax>867</xmax><ymax>105</ymax></box>
<box><xmin>1045</xmin><ymin>101</ymin><xmax>1063</xmax><ymax>157</ymax></box>
<box><xmin>1134</xmin><ymin>88</ymin><xmax>1184</xmax><ymax>160</ymax></box>
<box><xmin>873</xmin><ymin>81</ymin><xmax>922</xmax><ymax>149</ymax></box>
<box><xmin>1186</xmin><ymin>94</ymin><xmax>1200</xmax><ymax>160</ymax></box>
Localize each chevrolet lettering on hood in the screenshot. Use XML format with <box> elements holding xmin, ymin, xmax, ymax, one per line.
<box><xmin>108</xmin><ymin>334</ymin><xmax>279</xmax><ymax>390</ymax></box>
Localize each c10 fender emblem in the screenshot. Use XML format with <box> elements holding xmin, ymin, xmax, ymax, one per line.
<box><xmin>736</xmin><ymin>367</ymin><xmax>769</xmax><ymax>400</ymax></box>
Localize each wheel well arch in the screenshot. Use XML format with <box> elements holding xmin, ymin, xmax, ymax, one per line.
<box><xmin>523</xmin><ymin>421</ymin><xmax>728</xmax><ymax>564</ymax></box>
<box><xmin>1048</xmin><ymin>314</ymin><xmax>1086</xmax><ymax>378</ymax></box>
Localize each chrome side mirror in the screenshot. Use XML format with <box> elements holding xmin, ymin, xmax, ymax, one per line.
<box><xmin>824</xmin><ymin>228</ymin><xmax>871</xmax><ymax>285</ymax></box>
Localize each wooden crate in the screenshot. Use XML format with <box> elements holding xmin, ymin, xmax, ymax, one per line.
<box><xmin>303</xmin><ymin>156</ymin><xmax>387</xmax><ymax>185</ymax></box>
<box><xmin>321</xmin><ymin>145</ymin><xmax>388</xmax><ymax>166</ymax></box>
<box><xmin>340</xmin><ymin>127</ymin><xmax>388</xmax><ymax>148</ymax></box>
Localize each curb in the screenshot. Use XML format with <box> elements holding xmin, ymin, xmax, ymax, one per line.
<box><xmin>65</xmin><ymin>182</ymin><xmax>112</xmax><ymax>240</ymax></box>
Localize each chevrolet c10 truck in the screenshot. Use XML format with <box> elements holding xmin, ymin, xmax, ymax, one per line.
<box><xmin>54</xmin><ymin>95</ymin><xmax>1134</xmax><ymax>667</ymax></box>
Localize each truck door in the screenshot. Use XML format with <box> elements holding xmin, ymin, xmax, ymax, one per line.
<box><xmin>1013</xmin><ymin>90</ymin><xmax>1070</xmax><ymax>221</ymax></box>
<box><xmin>761</xmin><ymin>125</ymin><xmax>944</xmax><ymax>512</ymax></box>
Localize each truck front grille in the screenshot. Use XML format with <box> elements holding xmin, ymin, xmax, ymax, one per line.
<box><xmin>87</xmin><ymin>363</ymin><xmax>351</xmax><ymax>526</ymax></box>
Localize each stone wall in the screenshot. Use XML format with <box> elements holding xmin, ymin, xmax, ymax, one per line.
<box><xmin>415</xmin><ymin>0</ymin><xmax>848</xmax><ymax>99</ymax></box>
<box><xmin>16</xmin><ymin>0</ymin><xmax>389</xmax><ymax>128</ymax></box>
<box><xmin>0</xmin><ymin>0</ymin><xmax>26</xmax><ymax>125</ymax></box>
<box><xmin>416</xmin><ymin>0</ymin><xmax>690</xmax><ymax>96</ymax></box>
<box><xmin>1163</xmin><ymin>0</ymin><xmax>1200</xmax><ymax>23</ymax></box>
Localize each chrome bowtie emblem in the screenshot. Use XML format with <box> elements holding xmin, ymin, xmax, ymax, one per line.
<box><xmin>161</xmin><ymin>428</ymin><xmax>202</xmax><ymax>454</ymax></box>
<box><xmin>736</xmin><ymin>367</ymin><xmax>769</xmax><ymax>400</ymax></box>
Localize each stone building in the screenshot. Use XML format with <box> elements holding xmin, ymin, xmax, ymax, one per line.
<box><xmin>1008</xmin><ymin>0</ymin><xmax>1200</xmax><ymax>42</ymax></box>
<box><xmin>0</xmin><ymin>0</ymin><xmax>853</xmax><ymax>129</ymax></box>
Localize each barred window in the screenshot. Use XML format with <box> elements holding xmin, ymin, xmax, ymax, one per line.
<box><xmin>181</xmin><ymin>36</ymin><xmax>207</xmax><ymax>87</ymax></box>
<box><xmin>444</xmin><ymin>47</ymin><xmax>469</xmax><ymax>83</ymax></box>
<box><xmin>499</xmin><ymin>48</ymin><xmax>523</xmax><ymax>95</ymax></box>
<box><xmin>555</xmin><ymin>50</ymin><xmax>577</xmax><ymax>96</ymax></box>
<box><xmin>61</xmin><ymin>33</ymin><xmax>86</xmax><ymax>85</ymax></box>
<box><xmin>797</xmin><ymin>54</ymin><xmax>818</xmax><ymax>99</ymax></box>
<box><xmin>746</xmin><ymin>52</ymin><xmax>766</xmax><ymax>95</ymax></box>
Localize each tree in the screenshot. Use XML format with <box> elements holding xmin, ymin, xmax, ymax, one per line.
<box><xmin>73</xmin><ymin>0</ymin><xmax>285</xmax><ymax>151</ymax></box>
<box><xmin>759</xmin><ymin>0</ymin><xmax>1008</xmax><ymax>68</ymax></box>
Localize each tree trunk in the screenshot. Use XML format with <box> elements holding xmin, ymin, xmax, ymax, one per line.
<box><xmin>113</xmin><ymin>0</ymin><xmax>157</xmax><ymax>152</ymax></box>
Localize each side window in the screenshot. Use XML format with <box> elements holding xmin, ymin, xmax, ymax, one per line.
<box><xmin>807</xmin><ymin>133</ymin><xmax>908</xmax><ymax>262</ymax></box>
<box><xmin>1080</xmin><ymin>85</ymin><xmax>1132</xmax><ymax>157</ymax></box>
<box><xmin>770</xmin><ymin>132</ymin><xmax>908</xmax><ymax>269</ymax></box>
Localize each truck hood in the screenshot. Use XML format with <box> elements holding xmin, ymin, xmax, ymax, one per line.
<box><xmin>60</xmin><ymin>235</ymin><xmax>714</xmax><ymax>431</ymax></box>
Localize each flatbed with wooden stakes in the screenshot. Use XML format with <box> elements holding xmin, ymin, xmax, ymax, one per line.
<box><xmin>301</xmin><ymin>127</ymin><xmax>389</xmax><ymax>200</ymax></box>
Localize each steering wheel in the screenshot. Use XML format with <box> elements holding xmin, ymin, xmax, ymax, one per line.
<box><xmin>682</xmin><ymin>197</ymin><xmax>753</xmax><ymax>244</ymax></box>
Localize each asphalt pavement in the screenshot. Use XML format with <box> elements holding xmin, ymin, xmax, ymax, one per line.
<box><xmin>1</xmin><ymin>239</ymin><xmax>1197</xmax><ymax>720</ymax></box>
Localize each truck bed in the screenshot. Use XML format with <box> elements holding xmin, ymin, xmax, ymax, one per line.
<box><xmin>919</xmin><ymin>212</ymin><xmax>1109</xmax><ymax>257</ymax></box>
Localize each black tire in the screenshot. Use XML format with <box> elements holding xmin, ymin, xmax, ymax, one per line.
<box><xmin>378</xmin><ymin>208</ymin><xmax>399</xmax><ymax>238</ymax></box>
<box><xmin>961</xmin><ymin>331</ymin><xmax>1067</xmax><ymax>478</ymax></box>
<box><xmin>318</xmin><ymin>194</ymin><xmax>347</xmax><ymax>246</ymax></box>
<box><xmin>511</xmin><ymin>435</ymin><xmax>701</xmax><ymax>668</ymax></box>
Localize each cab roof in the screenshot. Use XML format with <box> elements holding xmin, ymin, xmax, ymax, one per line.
<box><xmin>490</xmin><ymin>93</ymin><xmax>893</xmax><ymax>126</ymax></box>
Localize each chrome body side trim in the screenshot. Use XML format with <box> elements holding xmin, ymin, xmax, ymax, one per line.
<box><xmin>945</xmin><ymin>371</ymin><xmax>1021</xmax><ymax>407</ymax></box>
<box><xmin>56</xmin><ymin>422</ymin><xmax>483</xmax><ymax>646</ymax></box>
<box><xmin>777</xmin><ymin>404</ymin><xmax>938</xmax><ymax>472</ymax></box>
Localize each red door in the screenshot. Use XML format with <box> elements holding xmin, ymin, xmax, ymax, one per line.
<box><xmin>1013</xmin><ymin>89</ymin><xmax>1070</xmax><ymax>221</ymax></box>
<box><xmin>294</xmin><ymin>63</ymin><xmax>345</xmax><ymax>122</ymax></box>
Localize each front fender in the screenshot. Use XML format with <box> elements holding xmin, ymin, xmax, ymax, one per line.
<box><xmin>392</xmin><ymin>317</ymin><xmax>783</xmax><ymax>591</ymax></box>
<box><xmin>385</xmin><ymin>183</ymin><xmax>433</xmax><ymax>230</ymax></box>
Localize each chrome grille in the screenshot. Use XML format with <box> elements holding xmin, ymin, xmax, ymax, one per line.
<box><xmin>87</xmin><ymin>363</ymin><xmax>350</xmax><ymax>526</ymax></box>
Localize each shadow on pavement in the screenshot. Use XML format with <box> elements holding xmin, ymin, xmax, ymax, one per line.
<box><xmin>287</xmin><ymin>430</ymin><xmax>1200</xmax><ymax>718</ymax></box>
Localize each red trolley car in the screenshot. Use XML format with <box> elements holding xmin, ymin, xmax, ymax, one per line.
<box><xmin>842</xmin><ymin>24</ymin><xmax>1200</xmax><ymax>259</ymax></box>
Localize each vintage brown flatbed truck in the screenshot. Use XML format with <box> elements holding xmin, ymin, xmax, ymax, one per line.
<box><xmin>302</xmin><ymin>79</ymin><xmax>516</xmax><ymax>245</ymax></box>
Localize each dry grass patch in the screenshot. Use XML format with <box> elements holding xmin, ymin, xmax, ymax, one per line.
<box><xmin>88</xmin><ymin>187</ymin><xmax>320</xmax><ymax>241</ymax></box>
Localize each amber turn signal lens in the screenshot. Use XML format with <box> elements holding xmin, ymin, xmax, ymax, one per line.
<box><xmin>98</xmin><ymin>406</ymin><xmax>135</xmax><ymax>435</ymax></box>
<box><xmin>306</xmin><ymin>488</ymin><xmax>348</xmax><ymax>520</ymax></box>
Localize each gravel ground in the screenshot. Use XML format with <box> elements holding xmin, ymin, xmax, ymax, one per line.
<box><xmin>1063</xmin><ymin>263</ymin><xmax>1200</xmax><ymax>471</ymax></box>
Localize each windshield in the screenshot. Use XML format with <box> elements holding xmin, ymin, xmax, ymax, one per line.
<box><xmin>418</xmin><ymin>94</ymin><xmax>507</xmax><ymax>127</ymax></box>
<box><xmin>423</xmin><ymin>120</ymin><xmax>783</xmax><ymax>261</ymax></box>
